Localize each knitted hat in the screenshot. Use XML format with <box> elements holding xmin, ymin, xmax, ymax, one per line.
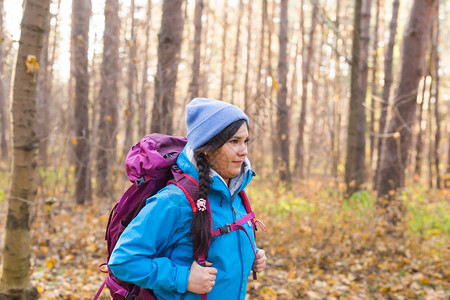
<box><xmin>186</xmin><ymin>98</ymin><xmax>249</xmax><ymax>150</ymax></box>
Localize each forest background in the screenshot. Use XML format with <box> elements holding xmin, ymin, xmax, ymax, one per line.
<box><xmin>0</xmin><ymin>0</ymin><xmax>449</xmax><ymax>299</ymax></box>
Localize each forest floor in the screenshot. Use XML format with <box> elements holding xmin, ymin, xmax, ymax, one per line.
<box><xmin>0</xmin><ymin>170</ymin><xmax>449</xmax><ymax>299</ymax></box>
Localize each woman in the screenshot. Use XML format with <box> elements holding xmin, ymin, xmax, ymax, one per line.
<box><xmin>109</xmin><ymin>98</ymin><xmax>267</xmax><ymax>299</ymax></box>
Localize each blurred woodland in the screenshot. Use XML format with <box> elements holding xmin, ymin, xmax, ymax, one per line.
<box><xmin>0</xmin><ymin>0</ymin><xmax>449</xmax><ymax>299</ymax></box>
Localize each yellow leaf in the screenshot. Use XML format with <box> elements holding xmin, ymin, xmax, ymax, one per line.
<box><xmin>272</xmin><ymin>80</ymin><xmax>280</xmax><ymax>91</ymax></box>
<box><xmin>36</xmin><ymin>285</ymin><xmax>44</xmax><ymax>293</ymax></box>
<box><xmin>72</xmin><ymin>138</ymin><xmax>78</xmax><ymax>145</ymax></box>
<box><xmin>25</xmin><ymin>55</ymin><xmax>40</xmax><ymax>74</ymax></box>
<box><xmin>124</xmin><ymin>109</ymin><xmax>130</xmax><ymax>116</ymax></box>
<box><xmin>46</xmin><ymin>257</ymin><xmax>56</xmax><ymax>268</ymax></box>
<box><xmin>106</xmin><ymin>115</ymin><xmax>112</xmax><ymax>122</ymax></box>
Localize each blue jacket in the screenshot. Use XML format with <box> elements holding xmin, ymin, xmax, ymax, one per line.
<box><xmin>109</xmin><ymin>145</ymin><xmax>256</xmax><ymax>300</ymax></box>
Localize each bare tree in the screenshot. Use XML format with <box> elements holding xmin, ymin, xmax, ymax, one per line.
<box><xmin>369</xmin><ymin>0</ymin><xmax>380</xmax><ymax>171</ymax></box>
<box><xmin>231</xmin><ymin>0</ymin><xmax>244</xmax><ymax>104</ymax></box>
<box><xmin>188</xmin><ymin>0</ymin><xmax>203</xmax><ymax>99</ymax></box>
<box><xmin>151</xmin><ymin>0</ymin><xmax>184</xmax><ymax>134</ymax></box>
<box><xmin>276</xmin><ymin>0</ymin><xmax>290</xmax><ymax>182</ymax></box>
<box><xmin>345</xmin><ymin>0</ymin><xmax>366</xmax><ymax>195</ymax></box>
<box><xmin>219</xmin><ymin>0</ymin><xmax>228</xmax><ymax>100</ymax></box>
<box><xmin>72</xmin><ymin>0</ymin><xmax>92</xmax><ymax>204</ymax></box>
<box><xmin>0</xmin><ymin>0</ymin><xmax>50</xmax><ymax>298</ymax></box>
<box><xmin>139</xmin><ymin>0</ymin><xmax>152</xmax><ymax>138</ymax></box>
<box><xmin>377</xmin><ymin>0</ymin><xmax>436</xmax><ymax>199</ymax></box>
<box><xmin>431</xmin><ymin>0</ymin><xmax>440</xmax><ymax>188</ymax></box>
<box><xmin>374</xmin><ymin>0</ymin><xmax>399</xmax><ymax>187</ymax></box>
<box><xmin>97</xmin><ymin>0</ymin><xmax>120</xmax><ymax>195</ymax></box>
<box><xmin>124</xmin><ymin>0</ymin><xmax>137</xmax><ymax>153</ymax></box>
<box><xmin>294</xmin><ymin>2</ymin><xmax>318</xmax><ymax>178</ymax></box>
<box><xmin>244</xmin><ymin>0</ymin><xmax>253</xmax><ymax>113</ymax></box>
<box><xmin>0</xmin><ymin>0</ymin><xmax>8</xmax><ymax>161</ymax></box>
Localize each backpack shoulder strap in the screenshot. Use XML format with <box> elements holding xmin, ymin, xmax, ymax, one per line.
<box><xmin>167</xmin><ymin>167</ymin><xmax>199</xmax><ymax>213</ymax></box>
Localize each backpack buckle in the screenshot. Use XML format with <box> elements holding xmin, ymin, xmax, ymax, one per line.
<box><xmin>219</xmin><ymin>224</ymin><xmax>231</xmax><ymax>235</ymax></box>
<box><xmin>126</xmin><ymin>292</ymin><xmax>137</xmax><ymax>300</ymax></box>
<box><xmin>135</xmin><ymin>177</ymin><xmax>147</xmax><ymax>187</ymax></box>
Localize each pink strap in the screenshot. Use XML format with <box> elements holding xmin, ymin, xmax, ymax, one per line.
<box><xmin>93</xmin><ymin>279</ymin><xmax>106</xmax><ymax>300</ymax></box>
<box><xmin>210</xmin><ymin>212</ymin><xmax>255</xmax><ymax>238</ymax></box>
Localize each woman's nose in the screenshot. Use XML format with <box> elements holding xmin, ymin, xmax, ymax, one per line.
<box><xmin>238</xmin><ymin>143</ymin><xmax>248</xmax><ymax>156</ymax></box>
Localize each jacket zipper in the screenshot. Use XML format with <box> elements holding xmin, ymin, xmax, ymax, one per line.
<box><xmin>232</xmin><ymin>206</ymin><xmax>244</xmax><ymax>300</ymax></box>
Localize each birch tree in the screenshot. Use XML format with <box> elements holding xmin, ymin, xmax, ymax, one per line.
<box><xmin>0</xmin><ymin>0</ymin><xmax>50</xmax><ymax>298</ymax></box>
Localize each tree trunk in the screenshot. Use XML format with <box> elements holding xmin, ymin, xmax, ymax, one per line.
<box><xmin>369</xmin><ymin>0</ymin><xmax>379</xmax><ymax>173</ymax></box>
<box><xmin>199</xmin><ymin>0</ymin><xmax>210</xmax><ymax>97</ymax></box>
<box><xmin>124</xmin><ymin>0</ymin><xmax>137</xmax><ymax>154</ymax></box>
<box><xmin>36</xmin><ymin>8</ymin><xmax>50</xmax><ymax>168</ymax></box>
<box><xmin>139</xmin><ymin>0</ymin><xmax>152</xmax><ymax>138</ymax></box>
<box><xmin>331</xmin><ymin>0</ymin><xmax>341</xmax><ymax>183</ymax></box>
<box><xmin>294</xmin><ymin>3</ymin><xmax>318</xmax><ymax>178</ymax></box>
<box><xmin>151</xmin><ymin>0</ymin><xmax>184</xmax><ymax>134</ymax></box>
<box><xmin>345</xmin><ymin>0</ymin><xmax>366</xmax><ymax>196</ymax></box>
<box><xmin>231</xmin><ymin>0</ymin><xmax>244</xmax><ymax>104</ymax></box>
<box><xmin>0</xmin><ymin>0</ymin><xmax>8</xmax><ymax>161</ymax></box>
<box><xmin>97</xmin><ymin>0</ymin><xmax>120</xmax><ymax>196</ymax></box>
<box><xmin>219</xmin><ymin>0</ymin><xmax>227</xmax><ymax>100</ymax></box>
<box><xmin>0</xmin><ymin>0</ymin><xmax>50</xmax><ymax>298</ymax></box>
<box><xmin>72</xmin><ymin>0</ymin><xmax>92</xmax><ymax>204</ymax></box>
<box><xmin>377</xmin><ymin>0</ymin><xmax>436</xmax><ymax>199</ymax></box>
<box><xmin>374</xmin><ymin>0</ymin><xmax>399</xmax><ymax>187</ymax></box>
<box><xmin>431</xmin><ymin>0</ymin><xmax>440</xmax><ymax>188</ymax></box>
<box><xmin>188</xmin><ymin>0</ymin><xmax>203</xmax><ymax>99</ymax></box>
<box><xmin>244</xmin><ymin>0</ymin><xmax>253</xmax><ymax>114</ymax></box>
<box><xmin>414</xmin><ymin>83</ymin><xmax>426</xmax><ymax>181</ymax></box>
<box><xmin>276</xmin><ymin>0</ymin><xmax>290</xmax><ymax>182</ymax></box>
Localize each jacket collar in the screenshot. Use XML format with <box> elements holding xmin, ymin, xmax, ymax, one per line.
<box><xmin>176</xmin><ymin>144</ymin><xmax>253</xmax><ymax>198</ymax></box>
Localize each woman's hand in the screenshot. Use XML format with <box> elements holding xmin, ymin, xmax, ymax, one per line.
<box><xmin>187</xmin><ymin>261</ymin><xmax>218</xmax><ymax>294</ymax></box>
<box><xmin>252</xmin><ymin>249</ymin><xmax>267</xmax><ymax>273</ymax></box>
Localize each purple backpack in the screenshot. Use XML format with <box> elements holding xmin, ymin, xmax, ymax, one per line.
<box><xmin>94</xmin><ymin>133</ymin><xmax>265</xmax><ymax>300</ymax></box>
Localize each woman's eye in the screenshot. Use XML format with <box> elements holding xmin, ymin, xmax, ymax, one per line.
<box><xmin>229</xmin><ymin>139</ymin><xmax>238</xmax><ymax>144</ymax></box>
<box><xmin>245</xmin><ymin>139</ymin><xmax>250</xmax><ymax>144</ymax></box>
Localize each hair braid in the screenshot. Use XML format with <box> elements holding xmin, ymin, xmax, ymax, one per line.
<box><xmin>191</xmin><ymin>152</ymin><xmax>211</xmax><ymax>259</ymax></box>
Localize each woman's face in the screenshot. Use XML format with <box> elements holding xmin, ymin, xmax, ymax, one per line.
<box><xmin>205</xmin><ymin>123</ymin><xmax>249</xmax><ymax>181</ymax></box>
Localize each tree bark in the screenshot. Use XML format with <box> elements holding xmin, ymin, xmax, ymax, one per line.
<box><xmin>431</xmin><ymin>0</ymin><xmax>440</xmax><ymax>188</ymax></box>
<box><xmin>139</xmin><ymin>0</ymin><xmax>152</xmax><ymax>138</ymax></box>
<box><xmin>36</xmin><ymin>7</ymin><xmax>50</xmax><ymax>168</ymax></box>
<box><xmin>151</xmin><ymin>0</ymin><xmax>184</xmax><ymax>134</ymax></box>
<box><xmin>244</xmin><ymin>0</ymin><xmax>253</xmax><ymax>114</ymax></box>
<box><xmin>377</xmin><ymin>0</ymin><xmax>436</xmax><ymax>199</ymax></box>
<box><xmin>0</xmin><ymin>0</ymin><xmax>50</xmax><ymax>298</ymax></box>
<box><xmin>97</xmin><ymin>0</ymin><xmax>120</xmax><ymax>196</ymax></box>
<box><xmin>0</xmin><ymin>0</ymin><xmax>8</xmax><ymax>161</ymax></box>
<box><xmin>231</xmin><ymin>0</ymin><xmax>244</xmax><ymax>104</ymax></box>
<box><xmin>414</xmin><ymin>82</ymin><xmax>426</xmax><ymax>181</ymax></box>
<box><xmin>294</xmin><ymin>3</ymin><xmax>318</xmax><ymax>178</ymax></box>
<box><xmin>219</xmin><ymin>0</ymin><xmax>227</xmax><ymax>100</ymax></box>
<box><xmin>188</xmin><ymin>0</ymin><xmax>203</xmax><ymax>99</ymax></box>
<box><xmin>369</xmin><ymin>0</ymin><xmax>379</xmax><ymax>172</ymax></box>
<box><xmin>124</xmin><ymin>0</ymin><xmax>137</xmax><ymax>154</ymax></box>
<box><xmin>331</xmin><ymin>0</ymin><xmax>341</xmax><ymax>183</ymax></box>
<box><xmin>276</xmin><ymin>0</ymin><xmax>290</xmax><ymax>182</ymax></box>
<box><xmin>72</xmin><ymin>0</ymin><xmax>92</xmax><ymax>204</ymax></box>
<box><xmin>345</xmin><ymin>0</ymin><xmax>365</xmax><ymax>195</ymax></box>
<box><xmin>374</xmin><ymin>0</ymin><xmax>399</xmax><ymax>187</ymax></box>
